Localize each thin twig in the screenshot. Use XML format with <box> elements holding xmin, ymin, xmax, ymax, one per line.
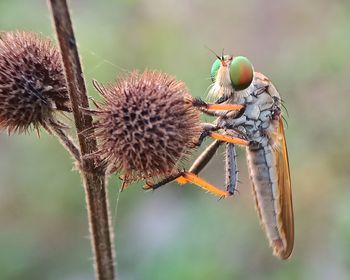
<box><xmin>48</xmin><ymin>1</ymin><xmax>115</xmax><ymax>279</ymax></box>
<box><xmin>47</xmin><ymin>120</ymin><xmax>81</xmax><ymax>162</ymax></box>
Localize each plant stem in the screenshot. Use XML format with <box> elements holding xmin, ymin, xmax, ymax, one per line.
<box><xmin>47</xmin><ymin>120</ymin><xmax>81</xmax><ymax>162</ymax></box>
<box><xmin>48</xmin><ymin>1</ymin><xmax>115</xmax><ymax>279</ymax></box>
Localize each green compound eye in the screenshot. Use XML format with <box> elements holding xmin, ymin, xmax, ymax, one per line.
<box><xmin>229</xmin><ymin>56</ymin><xmax>254</xmax><ymax>91</ymax></box>
<box><xmin>210</xmin><ymin>58</ymin><xmax>221</xmax><ymax>82</ymax></box>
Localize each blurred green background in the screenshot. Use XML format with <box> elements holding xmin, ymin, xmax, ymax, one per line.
<box><xmin>1</xmin><ymin>0</ymin><xmax>350</xmax><ymax>279</ymax></box>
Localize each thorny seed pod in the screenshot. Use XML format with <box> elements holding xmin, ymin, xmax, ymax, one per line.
<box><xmin>91</xmin><ymin>70</ymin><xmax>201</xmax><ymax>184</ymax></box>
<box><xmin>0</xmin><ymin>31</ymin><xmax>70</xmax><ymax>134</ymax></box>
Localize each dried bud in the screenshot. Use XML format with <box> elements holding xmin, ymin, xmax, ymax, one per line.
<box><xmin>0</xmin><ymin>31</ymin><xmax>70</xmax><ymax>134</ymax></box>
<box><xmin>92</xmin><ymin>70</ymin><xmax>201</xmax><ymax>182</ymax></box>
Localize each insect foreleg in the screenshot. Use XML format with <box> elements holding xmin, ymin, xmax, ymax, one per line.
<box><xmin>188</xmin><ymin>97</ymin><xmax>244</xmax><ymax>117</ymax></box>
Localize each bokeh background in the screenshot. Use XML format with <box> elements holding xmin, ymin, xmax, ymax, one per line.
<box><xmin>1</xmin><ymin>0</ymin><xmax>350</xmax><ymax>279</ymax></box>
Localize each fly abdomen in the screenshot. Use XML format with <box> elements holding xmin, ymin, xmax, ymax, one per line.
<box><xmin>246</xmin><ymin>144</ymin><xmax>281</xmax><ymax>246</ymax></box>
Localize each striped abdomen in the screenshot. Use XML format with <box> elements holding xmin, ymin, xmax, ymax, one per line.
<box><xmin>246</xmin><ymin>144</ymin><xmax>284</xmax><ymax>253</ymax></box>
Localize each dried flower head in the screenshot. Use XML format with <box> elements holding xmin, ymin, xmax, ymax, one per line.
<box><xmin>0</xmin><ymin>31</ymin><xmax>70</xmax><ymax>134</ymax></box>
<box><xmin>91</xmin><ymin>70</ymin><xmax>201</xmax><ymax>182</ymax></box>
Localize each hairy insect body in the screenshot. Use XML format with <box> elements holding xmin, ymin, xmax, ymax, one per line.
<box><xmin>147</xmin><ymin>55</ymin><xmax>293</xmax><ymax>259</ymax></box>
<box><xmin>217</xmin><ymin>72</ymin><xmax>290</xmax><ymax>256</ymax></box>
<box><xmin>247</xmin><ymin>144</ymin><xmax>281</xmax><ymax>246</ymax></box>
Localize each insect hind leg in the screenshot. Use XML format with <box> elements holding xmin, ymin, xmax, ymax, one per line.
<box><xmin>144</xmin><ymin>140</ymin><xmax>231</xmax><ymax>198</ymax></box>
<box><xmin>144</xmin><ymin>171</ymin><xmax>230</xmax><ymax>198</ymax></box>
<box><xmin>225</xmin><ymin>143</ymin><xmax>238</xmax><ymax>195</ymax></box>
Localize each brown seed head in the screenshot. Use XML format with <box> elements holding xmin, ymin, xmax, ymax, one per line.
<box><xmin>0</xmin><ymin>31</ymin><xmax>70</xmax><ymax>134</ymax></box>
<box><xmin>92</xmin><ymin>70</ymin><xmax>201</xmax><ymax>181</ymax></box>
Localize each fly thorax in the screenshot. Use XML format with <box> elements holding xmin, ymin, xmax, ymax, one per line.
<box><xmin>221</xmin><ymin>85</ymin><xmax>280</xmax><ymax>148</ymax></box>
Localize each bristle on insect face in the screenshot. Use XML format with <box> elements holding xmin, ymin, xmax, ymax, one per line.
<box><xmin>208</xmin><ymin>78</ymin><xmax>233</xmax><ymax>100</ymax></box>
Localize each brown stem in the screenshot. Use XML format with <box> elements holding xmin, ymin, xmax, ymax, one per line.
<box><xmin>48</xmin><ymin>1</ymin><xmax>115</xmax><ymax>279</ymax></box>
<box><xmin>47</xmin><ymin>119</ymin><xmax>81</xmax><ymax>162</ymax></box>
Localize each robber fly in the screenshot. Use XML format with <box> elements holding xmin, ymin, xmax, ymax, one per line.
<box><xmin>145</xmin><ymin>54</ymin><xmax>294</xmax><ymax>260</ymax></box>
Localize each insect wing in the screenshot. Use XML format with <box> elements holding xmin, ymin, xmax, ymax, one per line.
<box><xmin>274</xmin><ymin>117</ymin><xmax>294</xmax><ymax>259</ymax></box>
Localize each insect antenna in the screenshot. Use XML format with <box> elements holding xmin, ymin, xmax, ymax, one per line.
<box><xmin>204</xmin><ymin>45</ymin><xmax>221</xmax><ymax>60</ymax></box>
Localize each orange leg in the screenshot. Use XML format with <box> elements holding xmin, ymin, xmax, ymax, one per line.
<box><xmin>174</xmin><ymin>133</ymin><xmax>247</xmax><ymax>194</ymax></box>
<box><xmin>144</xmin><ymin>126</ymin><xmax>248</xmax><ymax>197</ymax></box>
<box><xmin>145</xmin><ymin>171</ymin><xmax>229</xmax><ymax>198</ymax></box>
<box><xmin>176</xmin><ymin>172</ymin><xmax>229</xmax><ymax>198</ymax></box>
<box><xmin>205</xmin><ymin>103</ymin><xmax>244</xmax><ymax>111</ymax></box>
<box><xmin>209</xmin><ymin>131</ymin><xmax>249</xmax><ymax>146</ymax></box>
<box><xmin>188</xmin><ymin>97</ymin><xmax>244</xmax><ymax>112</ymax></box>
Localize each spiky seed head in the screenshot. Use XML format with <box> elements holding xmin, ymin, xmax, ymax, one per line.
<box><xmin>0</xmin><ymin>31</ymin><xmax>70</xmax><ymax>134</ymax></box>
<box><xmin>92</xmin><ymin>70</ymin><xmax>201</xmax><ymax>182</ymax></box>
